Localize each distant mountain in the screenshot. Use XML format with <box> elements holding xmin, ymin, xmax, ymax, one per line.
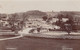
<box><xmin>26</xmin><ymin>10</ymin><xmax>47</xmax><ymax>16</ymax></box>
<box><xmin>0</xmin><ymin>11</ymin><xmax>80</xmax><ymax>20</ymax></box>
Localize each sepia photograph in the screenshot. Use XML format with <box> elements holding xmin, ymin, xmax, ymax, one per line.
<box><xmin>0</xmin><ymin>0</ymin><xmax>80</xmax><ymax>50</ymax></box>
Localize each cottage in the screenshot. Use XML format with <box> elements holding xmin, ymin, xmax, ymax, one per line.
<box><xmin>72</xmin><ymin>15</ymin><xmax>80</xmax><ymax>30</ymax></box>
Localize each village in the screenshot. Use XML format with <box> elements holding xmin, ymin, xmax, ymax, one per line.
<box><xmin>0</xmin><ymin>10</ymin><xmax>80</xmax><ymax>36</ymax></box>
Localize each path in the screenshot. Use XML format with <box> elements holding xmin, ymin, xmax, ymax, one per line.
<box><xmin>0</xmin><ymin>28</ymin><xmax>33</xmax><ymax>41</ymax></box>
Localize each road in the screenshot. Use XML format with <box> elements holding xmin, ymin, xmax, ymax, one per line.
<box><xmin>0</xmin><ymin>36</ymin><xmax>80</xmax><ymax>50</ymax></box>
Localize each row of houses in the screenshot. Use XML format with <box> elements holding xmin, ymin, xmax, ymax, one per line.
<box><xmin>0</xmin><ymin>14</ymin><xmax>9</xmax><ymax>29</ymax></box>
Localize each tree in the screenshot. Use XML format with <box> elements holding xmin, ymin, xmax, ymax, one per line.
<box><xmin>55</xmin><ymin>13</ymin><xmax>74</xmax><ymax>35</ymax></box>
<box><xmin>46</xmin><ymin>17</ymin><xmax>52</xmax><ymax>23</ymax></box>
<box><xmin>55</xmin><ymin>13</ymin><xmax>64</xmax><ymax>30</ymax></box>
<box><xmin>8</xmin><ymin>13</ymin><xmax>20</xmax><ymax>34</ymax></box>
<box><xmin>42</xmin><ymin>16</ymin><xmax>48</xmax><ymax>21</ymax></box>
<box><xmin>20</xmin><ymin>13</ymin><xmax>28</xmax><ymax>29</ymax></box>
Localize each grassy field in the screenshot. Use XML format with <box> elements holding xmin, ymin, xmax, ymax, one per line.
<box><xmin>0</xmin><ymin>36</ymin><xmax>80</xmax><ymax>50</ymax></box>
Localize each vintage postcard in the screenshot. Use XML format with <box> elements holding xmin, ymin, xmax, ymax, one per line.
<box><xmin>0</xmin><ymin>0</ymin><xmax>80</xmax><ymax>50</ymax></box>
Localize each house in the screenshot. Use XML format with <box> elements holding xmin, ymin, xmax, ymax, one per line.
<box><xmin>72</xmin><ymin>14</ymin><xmax>80</xmax><ymax>30</ymax></box>
<box><xmin>0</xmin><ymin>14</ymin><xmax>9</xmax><ymax>27</ymax></box>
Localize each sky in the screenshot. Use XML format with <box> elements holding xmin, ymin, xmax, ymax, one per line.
<box><xmin>0</xmin><ymin>0</ymin><xmax>80</xmax><ymax>14</ymax></box>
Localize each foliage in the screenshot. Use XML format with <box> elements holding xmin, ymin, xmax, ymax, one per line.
<box><xmin>55</xmin><ymin>13</ymin><xmax>74</xmax><ymax>34</ymax></box>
